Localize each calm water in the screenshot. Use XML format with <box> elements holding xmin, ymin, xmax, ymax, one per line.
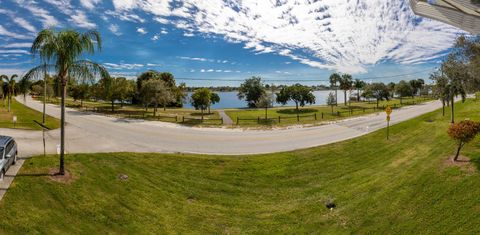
<box><xmin>183</xmin><ymin>90</ymin><xmax>346</xmax><ymax>109</ymax></box>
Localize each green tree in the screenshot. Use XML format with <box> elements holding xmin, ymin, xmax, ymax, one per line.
<box><xmin>329</xmin><ymin>73</ymin><xmax>341</xmax><ymax>106</ymax></box>
<box><xmin>255</xmin><ymin>92</ymin><xmax>275</xmax><ymax>119</ymax></box>
<box><xmin>353</xmin><ymin>79</ymin><xmax>366</xmax><ymax>101</ymax></box>
<box><xmin>0</xmin><ymin>74</ymin><xmax>17</xmax><ymax>112</ymax></box>
<box><xmin>339</xmin><ymin>74</ymin><xmax>353</xmax><ymax>106</ymax></box>
<box><xmin>394</xmin><ymin>80</ymin><xmax>413</xmax><ymax>104</ymax></box>
<box><xmin>363</xmin><ymin>83</ymin><xmax>390</xmax><ymax>108</ymax></box>
<box><xmin>409</xmin><ymin>79</ymin><xmax>425</xmax><ymax>97</ymax></box>
<box><xmin>140</xmin><ymin>79</ymin><xmax>174</xmax><ymax>116</ymax></box>
<box><xmin>191</xmin><ymin>88</ymin><xmax>212</xmax><ymax>119</ymax></box>
<box><xmin>26</xmin><ymin>29</ymin><xmax>110</xmax><ymax>175</ymax></box>
<box><xmin>209</xmin><ymin>92</ymin><xmax>220</xmax><ymax>114</ymax></box>
<box><xmin>70</xmin><ymin>83</ymin><xmax>90</xmax><ymax>107</ymax></box>
<box><xmin>430</xmin><ymin>71</ymin><xmax>450</xmax><ymax>116</ymax></box>
<box><xmin>326</xmin><ymin>92</ymin><xmax>336</xmax><ymax>114</ymax></box>
<box><xmin>276</xmin><ymin>84</ymin><xmax>316</xmax><ymax>112</ymax></box>
<box><xmin>442</xmin><ymin>54</ymin><xmax>468</xmax><ymax>123</ymax></box>
<box><xmin>238</xmin><ymin>76</ymin><xmax>266</xmax><ymax>108</ymax></box>
<box><xmin>18</xmin><ymin>76</ymin><xmax>31</xmax><ymax>103</ymax></box>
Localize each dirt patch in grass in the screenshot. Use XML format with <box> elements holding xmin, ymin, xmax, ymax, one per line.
<box><xmin>443</xmin><ymin>155</ymin><xmax>476</xmax><ymax>174</ymax></box>
<box><xmin>48</xmin><ymin>168</ymin><xmax>76</xmax><ymax>184</ymax></box>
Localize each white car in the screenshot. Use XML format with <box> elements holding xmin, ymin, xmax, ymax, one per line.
<box><xmin>0</xmin><ymin>136</ymin><xmax>17</xmax><ymax>181</ymax></box>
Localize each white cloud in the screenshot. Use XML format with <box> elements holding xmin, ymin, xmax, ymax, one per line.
<box><xmin>70</xmin><ymin>10</ymin><xmax>96</xmax><ymax>29</ymax></box>
<box><xmin>0</xmin><ymin>25</ymin><xmax>32</xmax><ymax>40</ymax></box>
<box><xmin>1</xmin><ymin>42</ymin><xmax>32</xmax><ymax>48</ymax></box>
<box><xmin>154</xmin><ymin>17</ymin><xmax>169</xmax><ymax>24</ymax></box>
<box><xmin>113</xmin><ymin>0</ymin><xmax>461</xmax><ymax>74</ymax></box>
<box><xmin>105</xmin><ymin>10</ymin><xmax>145</xmax><ymax>23</ymax></box>
<box><xmin>0</xmin><ymin>49</ymin><xmax>30</xmax><ymax>54</ymax></box>
<box><xmin>136</xmin><ymin>27</ymin><xmax>147</xmax><ymax>34</ymax></box>
<box><xmin>151</xmin><ymin>34</ymin><xmax>160</xmax><ymax>41</ymax></box>
<box><xmin>80</xmin><ymin>0</ymin><xmax>100</xmax><ymax>10</ymax></box>
<box><xmin>104</xmin><ymin>63</ymin><xmax>144</xmax><ymax>70</ymax></box>
<box><xmin>12</xmin><ymin>17</ymin><xmax>36</xmax><ymax>33</ymax></box>
<box><xmin>109</xmin><ymin>24</ymin><xmax>122</xmax><ymax>36</ymax></box>
<box><xmin>14</xmin><ymin>0</ymin><xmax>59</xmax><ymax>27</ymax></box>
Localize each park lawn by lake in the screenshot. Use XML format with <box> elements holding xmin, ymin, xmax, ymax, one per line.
<box><xmin>0</xmin><ymin>99</ymin><xmax>479</xmax><ymax>233</ymax></box>
<box><xmin>0</xmin><ymin>98</ymin><xmax>59</xmax><ymax>130</ymax></box>
<box><xmin>37</xmin><ymin>96</ymin><xmax>222</xmax><ymax>125</ymax></box>
<box><xmin>226</xmin><ymin>96</ymin><xmax>432</xmax><ymax>126</ymax></box>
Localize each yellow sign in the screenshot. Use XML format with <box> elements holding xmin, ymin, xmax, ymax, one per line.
<box><xmin>385</xmin><ymin>106</ymin><xmax>392</xmax><ymax>116</ymax></box>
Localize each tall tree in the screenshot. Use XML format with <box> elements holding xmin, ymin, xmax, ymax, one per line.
<box><xmin>329</xmin><ymin>73</ymin><xmax>341</xmax><ymax>106</ymax></box>
<box><xmin>394</xmin><ymin>80</ymin><xmax>413</xmax><ymax>105</ymax></box>
<box><xmin>276</xmin><ymin>84</ymin><xmax>316</xmax><ymax>112</ymax></box>
<box><xmin>238</xmin><ymin>76</ymin><xmax>266</xmax><ymax>108</ymax></box>
<box><xmin>0</xmin><ymin>74</ymin><xmax>18</xmax><ymax>112</ymax></box>
<box><xmin>363</xmin><ymin>83</ymin><xmax>390</xmax><ymax>108</ymax></box>
<box><xmin>26</xmin><ymin>29</ymin><xmax>110</xmax><ymax>175</ymax></box>
<box><xmin>209</xmin><ymin>92</ymin><xmax>220</xmax><ymax>114</ymax></box>
<box><xmin>353</xmin><ymin>79</ymin><xmax>366</xmax><ymax>102</ymax></box>
<box><xmin>191</xmin><ymin>88</ymin><xmax>212</xmax><ymax>119</ymax></box>
<box><xmin>140</xmin><ymin>79</ymin><xmax>174</xmax><ymax>116</ymax></box>
<box><xmin>255</xmin><ymin>92</ymin><xmax>275</xmax><ymax>119</ymax></box>
<box><xmin>430</xmin><ymin>70</ymin><xmax>450</xmax><ymax>116</ymax></box>
<box><xmin>18</xmin><ymin>76</ymin><xmax>31</xmax><ymax>103</ymax></box>
<box><xmin>442</xmin><ymin>54</ymin><xmax>468</xmax><ymax>123</ymax></box>
<box><xmin>339</xmin><ymin>74</ymin><xmax>353</xmax><ymax>106</ymax></box>
<box><xmin>70</xmin><ymin>83</ymin><xmax>90</xmax><ymax>107</ymax></box>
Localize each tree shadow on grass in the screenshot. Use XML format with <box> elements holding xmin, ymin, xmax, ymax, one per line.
<box><xmin>276</xmin><ymin>108</ymin><xmax>317</xmax><ymax>115</ymax></box>
<box><xmin>190</xmin><ymin>113</ymin><xmax>216</xmax><ymax>117</ymax></box>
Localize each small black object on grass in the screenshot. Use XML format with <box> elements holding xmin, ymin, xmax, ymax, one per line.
<box><xmin>325</xmin><ymin>198</ymin><xmax>336</xmax><ymax>210</ymax></box>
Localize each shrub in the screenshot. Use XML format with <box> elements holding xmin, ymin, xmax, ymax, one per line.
<box><xmin>447</xmin><ymin>120</ymin><xmax>480</xmax><ymax>161</ymax></box>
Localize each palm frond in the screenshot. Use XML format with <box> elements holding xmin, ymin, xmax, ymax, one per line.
<box><xmin>69</xmin><ymin>60</ymin><xmax>110</xmax><ymax>84</ymax></box>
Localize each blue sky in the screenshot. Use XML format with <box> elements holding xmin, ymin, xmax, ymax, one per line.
<box><xmin>0</xmin><ymin>0</ymin><xmax>464</xmax><ymax>86</ymax></box>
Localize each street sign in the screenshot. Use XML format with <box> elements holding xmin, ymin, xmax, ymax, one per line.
<box><xmin>385</xmin><ymin>106</ymin><xmax>392</xmax><ymax>116</ymax></box>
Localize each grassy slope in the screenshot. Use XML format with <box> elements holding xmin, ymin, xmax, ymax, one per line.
<box><xmin>0</xmin><ymin>98</ymin><xmax>59</xmax><ymax>130</ymax></box>
<box><xmin>0</xmin><ymin>100</ymin><xmax>479</xmax><ymax>233</ymax></box>
<box><xmin>226</xmin><ymin>96</ymin><xmax>431</xmax><ymax>126</ymax></box>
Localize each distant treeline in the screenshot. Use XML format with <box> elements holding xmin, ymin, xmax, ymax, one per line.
<box><xmin>184</xmin><ymin>84</ymin><xmax>329</xmax><ymax>92</ymax></box>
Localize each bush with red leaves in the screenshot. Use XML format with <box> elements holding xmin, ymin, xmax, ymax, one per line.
<box><xmin>448</xmin><ymin>120</ymin><xmax>480</xmax><ymax>161</ymax></box>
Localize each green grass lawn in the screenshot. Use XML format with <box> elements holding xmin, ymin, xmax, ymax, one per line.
<box><xmin>227</xmin><ymin>96</ymin><xmax>432</xmax><ymax>126</ymax></box>
<box><xmin>37</xmin><ymin>96</ymin><xmax>222</xmax><ymax>126</ymax></box>
<box><xmin>0</xmin><ymin>99</ymin><xmax>479</xmax><ymax>233</ymax></box>
<box><xmin>0</xmin><ymin>98</ymin><xmax>59</xmax><ymax>130</ymax></box>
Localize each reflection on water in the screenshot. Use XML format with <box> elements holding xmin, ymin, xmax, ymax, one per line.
<box><xmin>183</xmin><ymin>90</ymin><xmax>347</xmax><ymax>109</ymax></box>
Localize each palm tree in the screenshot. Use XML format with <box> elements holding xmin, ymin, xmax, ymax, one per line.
<box><xmin>18</xmin><ymin>75</ymin><xmax>31</xmax><ymax>103</ymax></box>
<box><xmin>329</xmin><ymin>73</ymin><xmax>341</xmax><ymax>106</ymax></box>
<box><xmin>339</xmin><ymin>74</ymin><xmax>353</xmax><ymax>106</ymax></box>
<box><xmin>353</xmin><ymin>79</ymin><xmax>366</xmax><ymax>102</ymax></box>
<box><xmin>0</xmin><ymin>74</ymin><xmax>18</xmax><ymax>112</ymax></box>
<box><xmin>25</xmin><ymin>29</ymin><xmax>110</xmax><ymax>175</ymax></box>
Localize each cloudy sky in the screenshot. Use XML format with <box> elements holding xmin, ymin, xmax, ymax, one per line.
<box><xmin>0</xmin><ymin>0</ymin><xmax>463</xmax><ymax>86</ymax></box>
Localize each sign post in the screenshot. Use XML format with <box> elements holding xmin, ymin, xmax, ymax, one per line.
<box><xmin>385</xmin><ymin>106</ymin><xmax>392</xmax><ymax>140</ymax></box>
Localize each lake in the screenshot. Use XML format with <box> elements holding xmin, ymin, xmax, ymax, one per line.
<box><xmin>183</xmin><ymin>90</ymin><xmax>347</xmax><ymax>109</ymax></box>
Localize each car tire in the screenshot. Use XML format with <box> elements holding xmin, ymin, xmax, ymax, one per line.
<box><xmin>0</xmin><ymin>170</ymin><xmax>4</xmax><ymax>182</ymax></box>
<box><xmin>12</xmin><ymin>153</ymin><xmax>17</xmax><ymax>165</ymax></box>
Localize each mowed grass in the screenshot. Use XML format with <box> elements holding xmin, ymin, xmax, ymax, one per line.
<box><xmin>38</xmin><ymin>96</ymin><xmax>222</xmax><ymax>125</ymax></box>
<box><xmin>1</xmin><ymin>100</ymin><xmax>480</xmax><ymax>233</ymax></box>
<box><xmin>227</xmin><ymin>96</ymin><xmax>432</xmax><ymax>126</ymax></box>
<box><xmin>0</xmin><ymin>98</ymin><xmax>59</xmax><ymax>130</ymax></box>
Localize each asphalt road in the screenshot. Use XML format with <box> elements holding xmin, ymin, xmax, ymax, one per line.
<box><xmin>4</xmin><ymin>96</ymin><xmax>445</xmax><ymax>156</ymax></box>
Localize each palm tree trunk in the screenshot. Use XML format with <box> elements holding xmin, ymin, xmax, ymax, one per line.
<box><xmin>265</xmin><ymin>106</ymin><xmax>268</xmax><ymax>119</ymax></box>
<box><xmin>357</xmin><ymin>88</ymin><xmax>360</xmax><ymax>101</ymax></box>
<box><xmin>43</xmin><ymin>79</ymin><xmax>46</xmax><ymax>124</ymax></box>
<box><xmin>344</xmin><ymin>90</ymin><xmax>347</xmax><ymax>106</ymax></box>
<box><xmin>59</xmin><ymin>77</ymin><xmax>66</xmax><ymax>175</ymax></box>
<box><xmin>111</xmin><ymin>100</ymin><xmax>114</xmax><ymax>112</ymax></box>
<box><xmin>8</xmin><ymin>93</ymin><xmax>11</xmax><ymax>112</ymax></box>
